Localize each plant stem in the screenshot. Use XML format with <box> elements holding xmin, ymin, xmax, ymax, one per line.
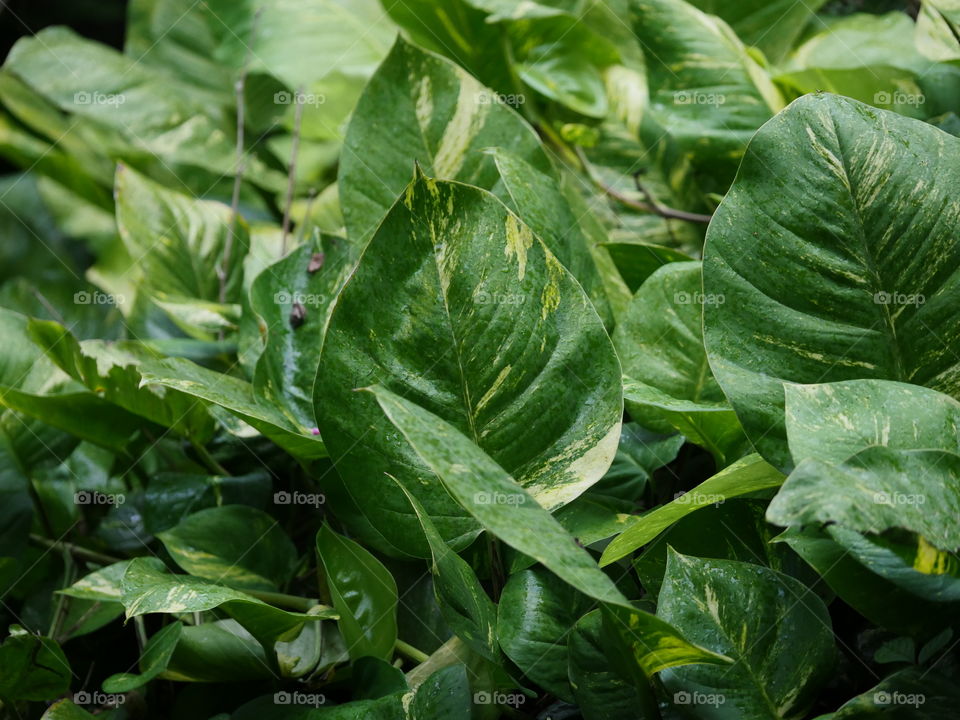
<box><xmin>281</xmin><ymin>85</ymin><xmax>306</xmax><ymax>256</ymax></box>
<box><xmin>190</xmin><ymin>441</ymin><xmax>229</xmax><ymax>476</ymax></box>
<box><xmin>29</xmin><ymin>534</ymin><xmax>121</xmax><ymax>566</ymax></box>
<box><xmin>575</xmin><ymin>146</ymin><xmax>713</xmax><ymax>224</ymax></box>
<box><xmin>219</xmin><ymin>9</ymin><xmax>261</xmax><ymax>308</ymax></box>
<box><xmin>394</xmin><ymin>639</ymin><xmax>430</xmax><ymax>664</ymax></box>
<box><xmin>245</xmin><ymin>588</ymin><xmax>331</xmax><ymax>613</ymax></box>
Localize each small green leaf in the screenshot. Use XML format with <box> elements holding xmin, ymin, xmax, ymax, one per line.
<box><xmin>103</xmin><ymin>621</ymin><xmax>183</xmax><ymax>692</ymax></box>
<box><xmin>316</xmin><ymin>524</ymin><xmax>398</xmax><ymax>661</ymax></box>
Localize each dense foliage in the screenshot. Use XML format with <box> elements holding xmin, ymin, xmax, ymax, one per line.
<box><xmin>1</xmin><ymin>0</ymin><xmax>959</xmax><ymax>718</ymax></box>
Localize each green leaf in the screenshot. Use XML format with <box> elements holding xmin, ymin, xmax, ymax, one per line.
<box><xmin>391</xmin><ymin>478</ymin><xmax>499</xmax><ymax>661</ymax></box>
<box><xmin>316</xmin><ymin>174</ymin><xmax>621</xmax><ymax>557</ymax></box>
<box><xmin>369</xmin><ymin>385</ymin><xmax>626</xmax><ymax>606</ymax></box>
<box><xmin>917</xmin><ymin>0</ymin><xmax>960</xmax><ymax>62</ymax></box>
<box><xmin>120</xmin><ymin>557</ymin><xmax>333</xmax><ymax>649</ymax></box>
<box><xmin>688</xmin><ymin>0</ymin><xmax>830</xmax><ymax>62</ymax></box>
<box><xmin>785</xmin><ymin>380</ymin><xmax>960</xmax><ymax>466</ymax></box>
<box><xmin>601</xmin><ymin>453</ymin><xmax>785</xmax><ymax>565</ymax></box>
<box><xmin>568</xmin><ymin>610</ymin><xmax>658</xmax><ymax>720</ymax></box>
<box><xmin>658</xmin><ymin>551</ymin><xmax>834</xmax><ymax>719</ymax></box>
<box><xmin>28</xmin><ymin>318</ymin><xmax>215</xmax><ymax>442</ymax></box>
<box><xmin>0</xmin><ymin>627</ymin><xmax>71</xmax><ymax>702</ymax></box>
<box><xmin>315</xmin><ymin>524</ymin><xmax>398</xmax><ymax>661</ymax></box>
<box><xmin>702</xmin><ymin>93</ymin><xmax>960</xmax><ymax>469</ymax></box>
<box><xmin>40</xmin><ymin>701</ymin><xmax>97</xmax><ymax>720</ymax></box>
<box><xmin>164</xmin><ymin>619</ymin><xmax>273</xmax><ymax>683</ymax></box>
<box><xmin>102</xmin><ymin>621</ymin><xmax>183</xmax><ymax>692</ymax></box>
<box><xmin>489</xmin><ymin>146</ymin><xmax>611</xmax><ymax>323</ymax></box>
<box><xmin>59</xmin><ymin>560</ymin><xmax>130</xmax><ymax>603</ymax></box>
<box><xmin>409</xmin><ymin>664</ymin><xmax>472</xmax><ymax>720</ymax></box>
<box><xmin>339</xmin><ymin>37</ymin><xmax>551</xmax><ymax>244</ymax></box>
<box><xmin>158</xmin><ymin>505</ymin><xmax>298</xmax><ymax>592</ymax></box>
<box><xmin>371</xmin><ymin>386</ymin><xmax>732</xmax><ymax>678</ymax></box>
<box><xmin>826</xmin><ymin>667</ymin><xmax>960</xmax><ymax>718</ymax></box>
<box><xmin>115</xmin><ymin>164</ymin><xmax>248</xmax><ymax>310</ymax></box>
<box><xmin>249</xmin><ymin>233</ymin><xmax>354</xmax><ymax>430</ymax></box>
<box><xmin>768</xmin><ymin>447</ymin><xmax>960</xmax><ymax>552</ymax></box>
<box><xmin>627</xmin><ymin>0</ymin><xmax>783</xmax><ymax>177</ymax></box>
<box><xmin>497</xmin><ymin>568</ymin><xmax>591</xmax><ymax>701</ymax></box>
<box><xmin>614</xmin><ymin>261</ymin><xmax>748</xmax><ymax>465</ymax></box>
<box><xmin>139</xmin><ymin>357</ymin><xmax>327</xmax><ymax>458</ymax></box>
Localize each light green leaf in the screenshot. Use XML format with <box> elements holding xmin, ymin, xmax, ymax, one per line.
<box><xmin>658</xmin><ymin>551</ymin><xmax>834</xmax><ymax>719</ymax></box>
<box><xmin>158</xmin><ymin>505</ymin><xmax>298</xmax><ymax>592</ymax></box>
<box><xmin>628</xmin><ymin>0</ymin><xmax>783</xmax><ymax>176</ymax></box>
<box><xmin>614</xmin><ymin>261</ymin><xmax>748</xmax><ymax>465</ymax></box>
<box><xmin>768</xmin><ymin>446</ymin><xmax>960</xmax><ymax>553</ymax></box>
<box><xmin>702</xmin><ymin>93</ymin><xmax>960</xmax><ymax>469</ymax></box>
<box><xmin>339</xmin><ymin>37</ymin><xmax>551</xmax><ymax>244</ymax></box>
<box><xmin>315</xmin><ymin>174</ymin><xmax>621</xmax><ymax>557</ymax></box>
<box><xmin>115</xmin><ymin>165</ymin><xmax>248</xmax><ymax>313</ymax></box>
<box><xmin>601</xmin><ymin>453</ymin><xmax>785</xmax><ymax>566</ymax></box>
<box><xmin>139</xmin><ymin>357</ymin><xmax>327</xmax><ymax>458</ymax></box>
<box><xmin>917</xmin><ymin>0</ymin><xmax>960</xmax><ymax>62</ymax></box>
<box><xmin>785</xmin><ymin>380</ymin><xmax>960</xmax><ymax>466</ymax></box>
<box><xmin>120</xmin><ymin>557</ymin><xmax>333</xmax><ymax>649</ymax></box>
<box><xmin>316</xmin><ymin>524</ymin><xmax>398</xmax><ymax>661</ymax></box>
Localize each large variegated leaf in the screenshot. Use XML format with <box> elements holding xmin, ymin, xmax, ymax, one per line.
<box><xmin>703</xmin><ymin>93</ymin><xmax>960</xmax><ymax>469</ymax></box>
<box><xmin>314</xmin><ymin>174</ymin><xmax>621</xmax><ymax>557</ymax></box>
<box><xmin>658</xmin><ymin>551</ymin><xmax>834</xmax><ymax>719</ymax></box>
<box><xmin>785</xmin><ymin>380</ymin><xmax>960</xmax><ymax>466</ymax></box>
<box><xmin>687</xmin><ymin>0</ymin><xmax>830</xmax><ymax>62</ymax></box>
<box><xmin>339</xmin><ymin>37</ymin><xmax>551</xmax><ymax>244</ymax></box>
<box><xmin>768</xmin><ymin>447</ymin><xmax>960</xmax><ymax>553</ymax></box>
<box><xmin>614</xmin><ymin>261</ymin><xmax>747</xmax><ymax>466</ymax></box>
<box><xmin>627</xmin><ymin>0</ymin><xmax>783</xmax><ymax>178</ymax></box>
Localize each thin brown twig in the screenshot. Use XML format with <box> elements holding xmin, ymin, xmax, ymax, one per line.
<box><xmin>281</xmin><ymin>86</ymin><xmax>306</xmax><ymax>256</ymax></box>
